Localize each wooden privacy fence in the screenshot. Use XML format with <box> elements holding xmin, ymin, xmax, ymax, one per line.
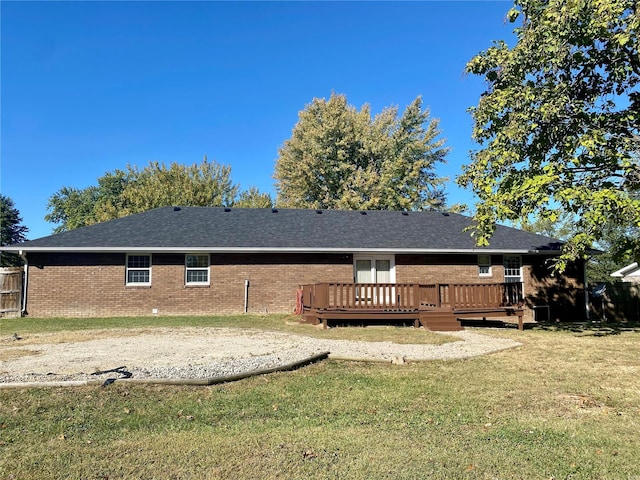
<box><xmin>590</xmin><ymin>283</ymin><xmax>640</xmax><ymax>322</ymax></box>
<box><xmin>0</xmin><ymin>268</ymin><xmax>22</xmax><ymax>318</ymax></box>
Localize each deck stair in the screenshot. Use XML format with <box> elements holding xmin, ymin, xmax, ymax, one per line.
<box><xmin>418</xmin><ymin>311</ymin><xmax>463</xmax><ymax>332</ymax></box>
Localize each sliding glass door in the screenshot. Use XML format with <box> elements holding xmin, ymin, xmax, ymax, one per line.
<box><xmin>354</xmin><ymin>255</ymin><xmax>395</xmax><ymax>305</ymax></box>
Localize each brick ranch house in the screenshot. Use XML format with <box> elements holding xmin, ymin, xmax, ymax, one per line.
<box><xmin>3</xmin><ymin>206</ymin><xmax>587</xmax><ymax>328</ymax></box>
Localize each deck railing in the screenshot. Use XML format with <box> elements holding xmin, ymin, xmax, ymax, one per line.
<box><xmin>301</xmin><ymin>282</ymin><xmax>523</xmax><ymax>312</ymax></box>
<box><xmin>442</xmin><ymin>282</ymin><xmax>523</xmax><ymax>310</ymax></box>
<box><xmin>301</xmin><ymin>283</ymin><xmax>420</xmax><ymax>310</ymax></box>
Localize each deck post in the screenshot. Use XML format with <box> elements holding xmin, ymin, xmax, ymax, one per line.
<box><xmin>316</xmin><ymin>283</ymin><xmax>329</xmax><ymax>309</ymax></box>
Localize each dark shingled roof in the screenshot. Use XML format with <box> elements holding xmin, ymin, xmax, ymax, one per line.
<box><xmin>5</xmin><ymin>206</ymin><xmax>563</xmax><ymax>254</ymax></box>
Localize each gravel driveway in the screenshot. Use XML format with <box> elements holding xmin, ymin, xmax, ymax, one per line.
<box><xmin>0</xmin><ymin>327</ymin><xmax>520</xmax><ymax>386</ymax></box>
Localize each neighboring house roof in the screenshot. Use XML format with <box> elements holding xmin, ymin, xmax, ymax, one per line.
<box><xmin>2</xmin><ymin>206</ymin><xmax>564</xmax><ymax>254</ymax></box>
<box><xmin>611</xmin><ymin>262</ymin><xmax>640</xmax><ymax>281</ymax></box>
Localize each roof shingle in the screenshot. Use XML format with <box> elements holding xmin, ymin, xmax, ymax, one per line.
<box><xmin>5</xmin><ymin>206</ymin><xmax>563</xmax><ymax>253</ymax></box>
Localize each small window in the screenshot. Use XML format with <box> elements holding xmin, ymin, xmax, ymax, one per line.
<box><xmin>504</xmin><ymin>255</ymin><xmax>522</xmax><ymax>283</ymax></box>
<box><xmin>126</xmin><ymin>254</ymin><xmax>151</xmax><ymax>285</ymax></box>
<box><xmin>186</xmin><ymin>254</ymin><xmax>210</xmax><ymax>285</ymax></box>
<box><xmin>478</xmin><ymin>254</ymin><xmax>492</xmax><ymax>276</ymax></box>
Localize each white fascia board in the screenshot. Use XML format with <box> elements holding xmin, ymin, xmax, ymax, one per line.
<box><xmin>611</xmin><ymin>262</ymin><xmax>640</xmax><ymax>277</ymax></box>
<box><xmin>8</xmin><ymin>246</ymin><xmax>557</xmax><ymax>255</ymax></box>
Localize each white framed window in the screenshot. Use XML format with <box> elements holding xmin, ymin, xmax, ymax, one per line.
<box><xmin>478</xmin><ymin>254</ymin><xmax>492</xmax><ymax>276</ymax></box>
<box><xmin>185</xmin><ymin>254</ymin><xmax>210</xmax><ymax>285</ymax></box>
<box><xmin>126</xmin><ymin>254</ymin><xmax>151</xmax><ymax>285</ymax></box>
<box><xmin>503</xmin><ymin>255</ymin><xmax>522</xmax><ymax>283</ymax></box>
<box><xmin>353</xmin><ymin>255</ymin><xmax>395</xmax><ymax>283</ymax></box>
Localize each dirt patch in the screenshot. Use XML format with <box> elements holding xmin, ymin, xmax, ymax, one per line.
<box><xmin>1</xmin><ymin>328</ymin><xmax>309</xmax><ymax>376</ymax></box>
<box><xmin>0</xmin><ymin>328</ymin><xmax>157</xmax><ymax>347</ymax></box>
<box><xmin>0</xmin><ymin>348</ymin><xmax>40</xmax><ymax>362</ymax></box>
<box><xmin>0</xmin><ymin>327</ymin><xmax>521</xmax><ymax>381</ymax></box>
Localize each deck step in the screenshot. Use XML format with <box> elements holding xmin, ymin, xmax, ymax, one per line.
<box><xmin>419</xmin><ymin>314</ymin><xmax>463</xmax><ymax>332</ymax></box>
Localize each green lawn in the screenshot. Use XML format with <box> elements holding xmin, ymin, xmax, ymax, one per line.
<box><xmin>0</xmin><ymin>313</ymin><xmax>456</xmax><ymax>345</ymax></box>
<box><xmin>1</xmin><ymin>317</ymin><xmax>639</xmax><ymax>479</ymax></box>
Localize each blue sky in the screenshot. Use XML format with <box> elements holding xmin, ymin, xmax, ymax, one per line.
<box><xmin>1</xmin><ymin>1</ymin><xmax>515</xmax><ymax>240</ymax></box>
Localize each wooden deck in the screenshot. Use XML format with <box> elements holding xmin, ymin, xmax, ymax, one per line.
<box><xmin>299</xmin><ymin>282</ymin><xmax>525</xmax><ymax>331</ymax></box>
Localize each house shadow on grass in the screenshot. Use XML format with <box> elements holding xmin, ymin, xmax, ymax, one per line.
<box><xmin>458</xmin><ymin>318</ymin><xmax>536</xmax><ymax>330</ymax></box>
<box><xmin>533</xmin><ymin>319</ymin><xmax>640</xmax><ymax>336</ymax></box>
<box><xmin>322</xmin><ymin>319</ymin><xmax>419</xmax><ymax>329</ymax></box>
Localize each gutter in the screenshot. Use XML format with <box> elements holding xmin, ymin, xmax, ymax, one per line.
<box><xmin>1</xmin><ymin>246</ymin><xmax>563</xmax><ymax>255</ymax></box>
<box><xmin>611</xmin><ymin>261</ymin><xmax>639</xmax><ymax>278</ymax></box>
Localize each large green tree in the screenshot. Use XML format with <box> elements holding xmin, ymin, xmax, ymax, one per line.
<box><xmin>274</xmin><ymin>93</ymin><xmax>449</xmax><ymax>211</ymax></box>
<box><xmin>45</xmin><ymin>170</ymin><xmax>131</xmax><ymax>232</ymax></box>
<box><xmin>520</xmin><ymin>210</ymin><xmax>636</xmax><ymax>284</ymax></box>
<box><xmin>103</xmin><ymin>159</ymin><xmax>238</xmax><ymax>219</ymax></box>
<box><xmin>46</xmin><ymin>157</ymin><xmax>269</xmax><ymax>232</ymax></box>
<box><xmin>233</xmin><ymin>187</ymin><xmax>273</xmax><ymax>208</ymax></box>
<box><xmin>586</xmin><ymin>223</ymin><xmax>638</xmax><ymax>284</ymax></box>
<box><xmin>0</xmin><ymin>195</ymin><xmax>29</xmax><ymax>266</ymax></box>
<box><xmin>459</xmin><ymin>0</ymin><xmax>640</xmax><ymax>269</ymax></box>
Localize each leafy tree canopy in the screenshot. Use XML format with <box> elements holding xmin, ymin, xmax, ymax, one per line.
<box><xmin>520</xmin><ymin>210</ymin><xmax>636</xmax><ymax>284</ymax></box>
<box><xmin>459</xmin><ymin>0</ymin><xmax>640</xmax><ymax>270</ymax></box>
<box><xmin>586</xmin><ymin>223</ymin><xmax>638</xmax><ymax>285</ymax></box>
<box><xmin>274</xmin><ymin>93</ymin><xmax>450</xmax><ymax>211</ymax></box>
<box><xmin>46</xmin><ymin>157</ymin><xmax>270</xmax><ymax>233</ymax></box>
<box><xmin>233</xmin><ymin>186</ymin><xmax>273</xmax><ymax>209</ymax></box>
<box><xmin>0</xmin><ymin>195</ymin><xmax>29</xmax><ymax>266</ymax></box>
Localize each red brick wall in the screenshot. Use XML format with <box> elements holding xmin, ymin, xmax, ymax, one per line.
<box><xmin>396</xmin><ymin>254</ymin><xmax>585</xmax><ymax>322</ymax></box>
<box><xmin>24</xmin><ymin>252</ymin><xmax>585</xmax><ymax>321</ymax></box>
<box><xmin>397</xmin><ymin>254</ymin><xmax>493</xmax><ymax>284</ymax></box>
<box><xmin>25</xmin><ymin>252</ymin><xmax>353</xmax><ymax>317</ymax></box>
<box><xmin>524</xmin><ymin>256</ymin><xmax>586</xmax><ymax>322</ymax></box>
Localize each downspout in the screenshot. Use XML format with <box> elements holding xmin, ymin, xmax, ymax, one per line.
<box><xmin>584</xmin><ymin>257</ymin><xmax>590</xmax><ymax>321</ymax></box>
<box><xmin>244</xmin><ymin>279</ymin><xmax>249</xmax><ymax>314</ymax></box>
<box><xmin>20</xmin><ymin>250</ymin><xmax>28</xmax><ymax>316</ymax></box>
